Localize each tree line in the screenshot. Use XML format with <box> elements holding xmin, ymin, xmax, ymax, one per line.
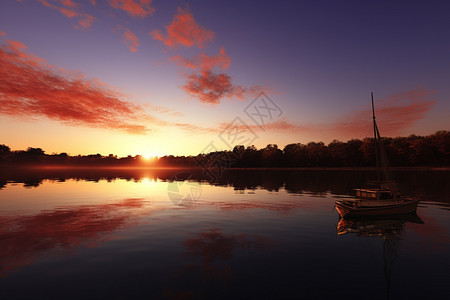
<box><xmin>0</xmin><ymin>130</ymin><xmax>449</xmax><ymax>168</ymax></box>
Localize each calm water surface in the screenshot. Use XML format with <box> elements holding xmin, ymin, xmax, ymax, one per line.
<box><xmin>0</xmin><ymin>169</ymin><xmax>449</xmax><ymax>299</ymax></box>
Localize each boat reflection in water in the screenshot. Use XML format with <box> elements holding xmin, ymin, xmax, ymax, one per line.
<box><xmin>337</xmin><ymin>213</ymin><xmax>424</xmax><ymax>299</ymax></box>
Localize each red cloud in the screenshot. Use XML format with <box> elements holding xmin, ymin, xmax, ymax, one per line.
<box><xmin>183</xmin><ymin>71</ymin><xmax>235</xmax><ymax>104</ymax></box>
<box><xmin>174</xmin><ymin>88</ymin><xmax>434</xmax><ymax>137</ymax></box>
<box><xmin>109</xmin><ymin>0</ymin><xmax>154</xmax><ymax>18</ymax></box>
<box><xmin>38</xmin><ymin>0</ymin><xmax>96</xmax><ymax>30</ymax></box>
<box><xmin>331</xmin><ymin>88</ymin><xmax>436</xmax><ymax>137</ymax></box>
<box><xmin>151</xmin><ymin>6</ymin><xmax>214</xmax><ymax>48</ymax></box>
<box><xmin>218</xmin><ymin>118</ymin><xmax>307</xmax><ymax>132</ymax></box>
<box><xmin>0</xmin><ymin>39</ymin><xmax>158</xmax><ymax>134</ymax></box>
<box><xmin>152</xmin><ymin>7</ymin><xmax>264</xmax><ymax>104</ymax></box>
<box><xmin>221</xmin><ymin>88</ymin><xmax>435</xmax><ymax>139</ymax></box>
<box><xmin>172</xmin><ymin>48</ymin><xmax>263</xmax><ymax>104</ymax></box>
<box><xmin>121</xmin><ymin>28</ymin><xmax>140</xmax><ymax>52</ymax></box>
<box><xmin>144</xmin><ymin>103</ymin><xmax>183</xmax><ymax>117</ymax></box>
<box><xmin>171</xmin><ymin>47</ymin><xmax>231</xmax><ymax>71</ymax></box>
<box><xmin>0</xmin><ymin>31</ymin><xmax>6</xmax><ymax>36</ymax></box>
<box><xmin>60</xmin><ymin>0</ymin><xmax>78</xmax><ymax>8</ymax></box>
<box><xmin>174</xmin><ymin>122</ymin><xmax>220</xmax><ymax>135</ymax></box>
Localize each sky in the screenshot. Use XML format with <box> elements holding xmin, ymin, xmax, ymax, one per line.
<box><xmin>0</xmin><ymin>0</ymin><xmax>449</xmax><ymax>157</ymax></box>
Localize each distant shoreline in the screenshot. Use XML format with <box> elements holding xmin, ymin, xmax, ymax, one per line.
<box><xmin>1</xmin><ymin>166</ymin><xmax>449</xmax><ymax>171</ymax></box>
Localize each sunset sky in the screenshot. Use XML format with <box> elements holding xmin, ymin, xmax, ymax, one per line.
<box><xmin>1</xmin><ymin>0</ymin><xmax>449</xmax><ymax>157</ymax></box>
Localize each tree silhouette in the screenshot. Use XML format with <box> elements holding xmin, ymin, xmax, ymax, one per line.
<box><xmin>1</xmin><ymin>131</ymin><xmax>449</xmax><ymax>167</ymax></box>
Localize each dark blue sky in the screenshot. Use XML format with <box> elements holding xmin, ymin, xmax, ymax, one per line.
<box><xmin>0</xmin><ymin>0</ymin><xmax>448</xmax><ymax>156</ymax></box>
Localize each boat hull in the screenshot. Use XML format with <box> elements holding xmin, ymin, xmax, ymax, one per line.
<box><xmin>335</xmin><ymin>199</ymin><xmax>420</xmax><ymax>218</ymax></box>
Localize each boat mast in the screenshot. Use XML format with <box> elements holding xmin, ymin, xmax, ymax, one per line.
<box><xmin>372</xmin><ymin>92</ymin><xmax>381</xmax><ymax>189</ymax></box>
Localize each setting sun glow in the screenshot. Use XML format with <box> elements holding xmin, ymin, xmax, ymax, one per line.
<box><xmin>142</xmin><ymin>154</ymin><xmax>156</xmax><ymax>160</ymax></box>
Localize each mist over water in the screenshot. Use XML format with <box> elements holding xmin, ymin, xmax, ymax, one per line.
<box><xmin>0</xmin><ymin>169</ymin><xmax>449</xmax><ymax>299</ymax></box>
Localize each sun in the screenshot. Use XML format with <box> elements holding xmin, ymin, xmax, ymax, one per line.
<box><xmin>142</xmin><ymin>153</ymin><xmax>156</xmax><ymax>160</ymax></box>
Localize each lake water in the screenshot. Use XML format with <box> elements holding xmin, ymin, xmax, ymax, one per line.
<box><xmin>0</xmin><ymin>168</ymin><xmax>449</xmax><ymax>299</ymax></box>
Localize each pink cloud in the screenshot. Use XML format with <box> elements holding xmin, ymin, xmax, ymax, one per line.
<box><xmin>60</xmin><ymin>0</ymin><xmax>78</xmax><ymax>8</ymax></box>
<box><xmin>0</xmin><ymin>39</ymin><xmax>162</xmax><ymax>134</ymax></box>
<box><xmin>223</xmin><ymin>88</ymin><xmax>436</xmax><ymax>139</ymax></box>
<box><xmin>0</xmin><ymin>31</ymin><xmax>6</xmax><ymax>36</ymax></box>
<box><xmin>172</xmin><ymin>48</ymin><xmax>263</xmax><ymax>104</ymax></box>
<box><xmin>121</xmin><ymin>28</ymin><xmax>140</xmax><ymax>53</ymax></box>
<box><xmin>331</xmin><ymin>88</ymin><xmax>436</xmax><ymax>137</ymax></box>
<box><xmin>58</xmin><ymin>6</ymin><xmax>78</xmax><ymax>18</ymax></box>
<box><xmin>108</xmin><ymin>0</ymin><xmax>154</xmax><ymax>18</ymax></box>
<box><xmin>37</xmin><ymin>0</ymin><xmax>96</xmax><ymax>30</ymax></box>
<box><xmin>214</xmin><ymin>118</ymin><xmax>306</xmax><ymax>135</ymax></box>
<box><xmin>151</xmin><ymin>7</ymin><xmax>265</xmax><ymax>104</ymax></box>
<box><xmin>151</xmin><ymin>6</ymin><xmax>214</xmax><ymax>48</ymax></box>
<box><xmin>174</xmin><ymin>122</ymin><xmax>220</xmax><ymax>135</ymax></box>
<box><xmin>144</xmin><ymin>103</ymin><xmax>183</xmax><ymax>117</ymax></box>
<box><xmin>183</xmin><ymin>71</ymin><xmax>235</xmax><ymax>104</ymax></box>
<box><xmin>171</xmin><ymin>47</ymin><xmax>231</xmax><ymax>71</ymax></box>
<box><xmin>74</xmin><ymin>15</ymin><xmax>95</xmax><ymax>30</ymax></box>
<box><xmin>169</xmin><ymin>88</ymin><xmax>435</xmax><ymax>138</ymax></box>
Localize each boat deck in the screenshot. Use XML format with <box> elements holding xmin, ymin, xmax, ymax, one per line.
<box><xmin>340</xmin><ymin>198</ymin><xmax>405</xmax><ymax>207</ymax></box>
<box><xmin>335</xmin><ymin>198</ymin><xmax>420</xmax><ymax>218</ymax></box>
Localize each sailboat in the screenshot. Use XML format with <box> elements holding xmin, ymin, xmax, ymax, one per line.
<box><xmin>335</xmin><ymin>93</ymin><xmax>420</xmax><ymax>218</ymax></box>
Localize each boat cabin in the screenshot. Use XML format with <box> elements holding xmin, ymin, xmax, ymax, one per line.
<box><xmin>354</xmin><ymin>188</ymin><xmax>397</xmax><ymax>200</ymax></box>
